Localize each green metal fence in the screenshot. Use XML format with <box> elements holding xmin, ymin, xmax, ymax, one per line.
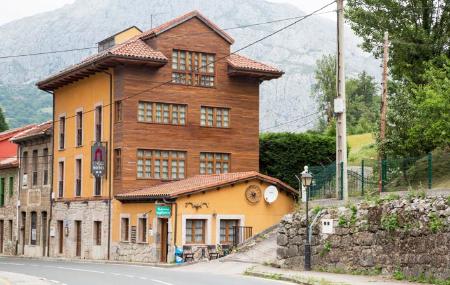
<box><xmin>308</xmin><ymin>150</ymin><xmax>450</xmax><ymax>200</ymax></box>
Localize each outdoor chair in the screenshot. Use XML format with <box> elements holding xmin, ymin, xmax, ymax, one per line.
<box><xmin>183</xmin><ymin>245</ymin><xmax>194</xmax><ymax>262</ymax></box>
<box><xmin>207</xmin><ymin>245</ymin><xmax>219</xmax><ymax>260</ymax></box>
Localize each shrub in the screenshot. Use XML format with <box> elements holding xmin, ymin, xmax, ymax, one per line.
<box><xmin>429</xmin><ymin>213</ymin><xmax>444</xmax><ymax>233</ymax></box>
<box><xmin>381</xmin><ymin>213</ymin><xmax>399</xmax><ymax>231</ymax></box>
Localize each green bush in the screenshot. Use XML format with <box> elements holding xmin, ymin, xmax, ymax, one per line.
<box><xmin>259</xmin><ymin>132</ymin><xmax>336</xmax><ymax>188</ymax></box>
<box><xmin>381</xmin><ymin>213</ymin><xmax>400</xmax><ymax>231</ymax></box>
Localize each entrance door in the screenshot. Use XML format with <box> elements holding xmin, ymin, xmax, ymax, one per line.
<box><xmin>0</xmin><ymin>220</ymin><xmax>4</xmax><ymax>253</ymax></box>
<box><xmin>21</xmin><ymin>212</ymin><xmax>26</xmax><ymax>255</ymax></box>
<box><xmin>160</xmin><ymin>219</ymin><xmax>168</xmax><ymax>262</ymax></box>
<box><xmin>57</xmin><ymin>221</ymin><xmax>63</xmax><ymax>254</ymax></box>
<box><xmin>75</xmin><ymin>221</ymin><xmax>81</xmax><ymax>257</ymax></box>
<box><xmin>41</xmin><ymin>212</ymin><xmax>47</xmax><ymax>256</ymax></box>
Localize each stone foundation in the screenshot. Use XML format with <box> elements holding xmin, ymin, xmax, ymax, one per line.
<box><xmin>277</xmin><ymin>195</ymin><xmax>450</xmax><ymax>279</ymax></box>
<box><xmin>49</xmin><ymin>200</ymin><xmax>109</xmax><ymax>260</ymax></box>
<box><xmin>111</xmin><ymin>242</ymin><xmax>158</xmax><ymax>263</ymax></box>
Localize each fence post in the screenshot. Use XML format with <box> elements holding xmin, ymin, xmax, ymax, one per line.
<box><xmin>381</xmin><ymin>160</ymin><xmax>387</xmax><ymax>192</ymax></box>
<box><xmin>339</xmin><ymin>161</ymin><xmax>344</xmax><ymax>200</ymax></box>
<box><xmin>361</xmin><ymin>160</ymin><xmax>365</xmax><ymax>196</ymax></box>
<box><xmin>428</xmin><ymin>152</ymin><xmax>432</xmax><ymax>190</ymax></box>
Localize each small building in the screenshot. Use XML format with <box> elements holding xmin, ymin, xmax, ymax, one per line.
<box><xmin>11</xmin><ymin>121</ymin><xmax>53</xmax><ymax>257</ymax></box>
<box><xmin>114</xmin><ymin>171</ymin><xmax>297</xmax><ymax>263</ymax></box>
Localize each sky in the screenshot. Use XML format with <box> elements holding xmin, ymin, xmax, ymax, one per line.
<box><xmin>0</xmin><ymin>0</ymin><xmax>335</xmax><ymax>26</ymax></box>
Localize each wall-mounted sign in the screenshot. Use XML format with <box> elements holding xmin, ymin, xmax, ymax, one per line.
<box><xmin>91</xmin><ymin>143</ymin><xmax>107</xmax><ymax>177</ymax></box>
<box><xmin>156</xmin><ymin>205</ymin><xmax>171</xmax><ymax>218</ymax></box>
<box><xmin>49</xmin><ymin>226</ymin><xmax>55</xmax><ymax>237</ymax></box>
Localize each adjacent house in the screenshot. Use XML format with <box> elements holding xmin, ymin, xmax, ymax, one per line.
<box><xmin>36</xmin><ymin>10</ymin><xmax>294</xmax><ymax>262</ymax></box>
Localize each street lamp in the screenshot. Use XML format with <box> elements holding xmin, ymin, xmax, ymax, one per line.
<box><xmin>301</xmin><ymin>169</ymin><xmax>313</xmax><ymax>271</ymax></box>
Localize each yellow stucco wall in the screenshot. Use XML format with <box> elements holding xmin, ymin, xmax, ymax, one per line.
<box><xmin>53</xmin><ymin>71</ymin><xmax>113</xmax><ymax>199</ymax></box>
<box><xmin>112</xmin><ymin>179</ymin><xmax>295</xmax><ymax>247</ymax></box>
<box><xmin>114</xmin><ymin>27</ymin><xmax>142</xmax><ymax>44</ymax></box>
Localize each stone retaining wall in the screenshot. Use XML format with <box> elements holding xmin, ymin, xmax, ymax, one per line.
<box><xmin>277</xmin><ymin>195</ymin><xmax>450</xmax><ymax>279</ymax></box>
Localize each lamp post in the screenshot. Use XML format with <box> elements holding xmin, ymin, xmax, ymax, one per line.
<box><xmin>301</xmin><ymin>169</ymin><xmax>313</xmax><ymax>271</ymax></box>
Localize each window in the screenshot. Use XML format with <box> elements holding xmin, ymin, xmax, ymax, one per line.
<box><xmin>137</xmin><ymin>102</ymin><xmax>186</xmax><ymax>125</ymax></box>
<box><xmin>220</xmin><ymin>220</ymin><xmax>239</xmax><ymax>244</ymax></box>
<box><xmin>43</xmin><ymin>148</ymin><xmax>49</xmax><ymax>185</ymax></box>
<box><xmin>75</xmin><ymin>158</ymin><xmax>82</xmax><ymax>197</ymax></box>
<box><xmin>114</xmin><ymin>149</ymin><xmax>121</xmax><ymax>178</ymax></box>
<box><xmin>137</xmin><ymin>150</ymin><xmax>186</xmax><ymax>179</ymax></box>
<box><xmin>200</xmin><ymin>107</ymin><xmax>229</xmax><ymax>128</ymax></box>
<box><xmin>22</xmin><ymin>151</ymin><xmax>28</xmax><ymax>186</ymax></box>
<box><xmin>30</xmin><ymin>211</ymin><xmax>37</xmax><ymax>245</ymax></box>
<box><xmin>58</xmin><ymin>161</ymin><xmax>64</xmax><ymax>198</ymax></box>
<box><xmin>138</xmin><ymin>217</ymin><xmax>147</xmax><ymax>243</ymax></box>
<box><xmin>186</xmin><ymin>219</ymin><xmax>206</xmax><ymax>244</ymax></box>
<box><xmin>95</xmin><ymin>105</ymin><xmax>102</xmax><ymax>142</ymax></box>
<box><xmin>32</xmin><ymin>150</ymin><xmax>38</xmax><ymax>186</ymax></box>
<box><xmin>115</xmin><ymin>101</ymin><xmax>122</xmax><ymax>123</ymax></box>
<box><xmin>59</xmin><ymin>116</ymin><xmax>65</xmax><ymax>149</ymax></box>
<box><xmin>121</xmin><ymin>217</ymin><xmax>130</xmax><ymax>242</ymax></box>
<box><xmin>0</xmin><ymin>178</ymin><xmax>4</xmax><ymax>207</ymax></box>
<box><xmin>94</xmin><ymin>177</ymin><xmax>101</xmax><ymax>196</ymax></box>
<box><xmin>76</xmin><ymin>111</ymin><xmax>83</xmax><ymax>147</ymax></box>
<box><xmin>8</xmin><ymin>177</ymin><xmax>13</xmax><ymax>197</ymax></box>
<box><xmin>200</xmin><ymin>153</ymin><xmax>230</xmax><ymax>174</ymax></box>
<box><xmin>93</xmin><ymin>221</ymin><xmax>102</xmax><ymax>246</ymax></box>
<box><xmin>172</xmin><ymin>50</ymin><xmax>215</xmax><ymax>87</ymax></box>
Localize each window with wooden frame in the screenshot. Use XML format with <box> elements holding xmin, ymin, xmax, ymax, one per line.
<box><xmin>59</xmin><ymin>116</ymin><xmax>65</xmax><ymax>149</ymax></box>
<box><xmin>58</xmin><ymin>161</ymin><xmax>64</xmax><ymax>198</ymax></box>
<box><xmin>137</xmin><ymin>150</ymin><xmax>186</xmax><ymax>180</ymax></box>
<box><xmin>93</xmin><ymin>221</ymin><xmax>102</xmax><ymax>246</ymax></box>
<box><xmin>32</xmin><ymin>150</ymin><xmax>38</xmax><ymax>186</ymax></box>
<box><xmin>30</xmin><ymin>211</ymin><xmax>37</xmax><ymax>245</ymax></box>
<box><xmin>138</xmin><ymin>216</ymin><xmax>147</xmax><ymax>243</ymax></box>
<box><xmin>115</xmin><ymin>101</ymin><xmax>122</xmax><ymax>123</ymax></box>
<box><xmin>43</xmin><ymin>148</ymin><xmax>49</xmax><ymax>185</ymax></box>
<box><xmin>76</xmin><ymin>111</ymin><xmax>83</xmax><ymax>147</ymax></box>
<box><xmin>138</xmin><ymin>102</ymin><xmax>186</xmax><ymax>125</ymax></box>
<box><xmin>120</xmin><ymin>217</ymin><xmax>130</xmax><ymax>242</ymax></box>
<box><xmin>95</xmin><ymin>106</ymin><xmax>102</xmax><ymax>142</ymax></box>
<box><xmin>220</xmin><ymin>219</ymin><xmax>239</xmax><ymax>244</ymax></box>
<box><xmin>185</xmin><ymin>219</ymin><xmax>206</xmax><ymax>244</ymax></box>
<box><xmin>94</xmin><ymin>177</ymin><xmax>101</xmax><ymax>196</ymax></box>
<box><xmin>75</xmin><ymin>158</ymin><xmax>82</xmax><ymax>197</ymax></box>
<box><xmin>114</xmin><ymin>149</ymin><xmax>121</xmax><ymax>178</ymax></box>
<box><xmin>199</xmin><ymin>152</ymin><xmax>230</xmax><ymax>174</ymax></box>
<box><xmin>200</xmin><ymin>107</ymin><xmax>229</xmax><ymax>128</ymax></box>
<box><xmin>172</xmin><ymin>50</ymin><xmax>215</xmax><ymax>87</ymax></box>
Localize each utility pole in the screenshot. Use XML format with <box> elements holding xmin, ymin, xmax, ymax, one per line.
<box><xmin>335</xmin><ymin>0</ymin><xmax>348</xmax><ymax>200</ymax></box>
<box><xmin>378</xmin><ymin>31</ymin><xmax>389</xmax><ymax>192</ymax></box>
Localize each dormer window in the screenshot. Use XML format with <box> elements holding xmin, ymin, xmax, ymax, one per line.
<box><xmin>172</xmin><ymin>50</ymin><xmax>215</xmax><ymax>87</ymax></box>
<box><xmin>98</xmin><ymin>38</ymin><xmax>115</xmax><ymax>52</ymax></box>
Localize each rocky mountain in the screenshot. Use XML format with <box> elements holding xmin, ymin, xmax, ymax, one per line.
<box><xmin>0</xmin><ymin>0</ymin><xmax>379</xmax><ymax>130</ymax></box>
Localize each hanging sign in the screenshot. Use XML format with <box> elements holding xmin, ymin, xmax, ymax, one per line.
<box><xmin>91</xmin><ymin>143</ymin><xmax>107</xmax><ymax>177</ymax></box>
<box><xmin>156</xmin><ymin>205</ymin><xmax>171</xmax><ymax>218</ymax></box>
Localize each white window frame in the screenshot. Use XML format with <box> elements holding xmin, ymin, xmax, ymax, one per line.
<box><xmin>215</xmin><ymin>215</ymin><xmax>245</xmax><ymax>245</ymax></box>
<box><xmin>93</xmin><ymin>102</ymin><xmax>103</xmax><ymax>142</ymax></box>
<box><xmin>182</xmin><ymin>214</ymin><xmax>212</xmax><ymax>245</ymax></box>
<box><xmin>136</xmin><ymin>214</ymin><xmax>148</xmax><ymax>243</ymax></box>
<box><xmin>75</xmin><ymin>107</ymin><xmax>84</xmax><ymax>147</ymax></box>
<box><xmin>120</xmin><ymin>214</ymin><xmax>131</xmax><ymax>242</ymax></box>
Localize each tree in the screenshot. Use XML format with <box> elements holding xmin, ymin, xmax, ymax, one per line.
<box><xmin>0</xmin><ymin>107</ymin><xmax>8</xmax><ymax>132</ymax></box>
<box><xmin>346</xmin><ymin>0</ymin><xmax>450</xmax><ymax>84</ymax></box>
<box><xmin>312</xmin><ymin>54</ymin><xmax>336</xmax><ymax>129</ymax></box>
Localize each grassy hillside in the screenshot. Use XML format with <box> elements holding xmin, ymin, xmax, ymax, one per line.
<box><xmin>348</xmin><ymin>133</ymin><xmax>377</xmax><ymax>165</ymax></box>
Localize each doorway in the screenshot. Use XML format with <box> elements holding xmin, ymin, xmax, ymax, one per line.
<box><xmin>57</xmin><ymin>220</ymin><xmax>63</xmax><ymax>254</ymax></box>
<box><xmin>0</xmin><ymin>220</ymin><xmax>4</xmax><ymax>253</ymax></box>
<box><xmin>20</xmin><ymin>212</ymin><xmax>26</xmax><ymax>255</ymax></box>
<box><xmin>75</xmin><ymin>221</ymin><xmax>81</xmax><ymax>257</ymax></box>
<box><xmin>41</xmin><ymin>212</ymin><xmax>47</xmax><ymax>256</ymax></box>
<box><xmin>159</xmin><ymin>218</ymin><xmax>168</xmax><ymax>263</ymax></box>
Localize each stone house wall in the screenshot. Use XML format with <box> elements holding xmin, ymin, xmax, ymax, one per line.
<box><xmin>0</xmin><ymin>167</ymin><xmax>19</xmax><ymax>255</ymax></box>
<box><xmin>49</xmin><ymin>200</ymin><xmax>109</xmax><ymax>260</ymax></box>
<box><xmin>277</xmin><ymin>195</ymin><xmax>450</xmax><ymax>279</ymax></box>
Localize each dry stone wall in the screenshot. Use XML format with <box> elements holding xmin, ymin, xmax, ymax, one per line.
<box><xmin>277</xmin><ymin>195</ymin><xmax>450</xmax><ymax>279</ymax></box>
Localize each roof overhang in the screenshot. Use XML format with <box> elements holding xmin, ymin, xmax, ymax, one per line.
<box><xmin>37</xmin><ymin>55</ymin><xmax>168</xmax><ymax>91</ymax></box>
<box><xmin>228</xmin><ymin>66</ymin><xmax>284</xmax><ymax>80</ymax></box>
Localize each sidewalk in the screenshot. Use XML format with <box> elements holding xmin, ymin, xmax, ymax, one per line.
<box><xmin>0</xmin><ymin>271</ymin><xmax>51</xmax><ymax>285</ymax></box>
<box><xmin>245</xmin><ymin>265</ymin><xmax>425</xmax><ymax>285</ymax></box>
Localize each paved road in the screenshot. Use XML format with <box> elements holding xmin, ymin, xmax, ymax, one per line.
<box><xmin>0</xmin><ymin>257</ymin><xmax>289</xmax><ymax>285</ymax></box>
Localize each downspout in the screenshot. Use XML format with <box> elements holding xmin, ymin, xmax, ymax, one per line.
<box><xmin>102</xmin><ymin>70</ymin><xmax>113</xmax><ymax>260</ymax></box>
<box><xmin>45</xmin><ymin>89</ymin><xmax>54</xmax><ymax>257</ymax></box>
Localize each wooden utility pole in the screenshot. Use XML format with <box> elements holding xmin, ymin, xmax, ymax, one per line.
<box><xmin>336</xmin><ymin>0</ymin><xmax>348</xmax><ymax>200</ymax></box>
<box><xmin>379</xmin><ymin>31</ymin><xmax>389</xmax><ymax>192</ymax></box>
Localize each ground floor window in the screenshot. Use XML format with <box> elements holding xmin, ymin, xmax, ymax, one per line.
<box><xmin>138</xmin><ymin>217</ymin><xmax>147</xmax><ymax>243</ymax></box>
<box><xmin>220</xmin><ymin>219</ymin><xmax>239</xmax><ymax>244</ymax></box>
<box><xmin>121</xmin><ymin>217</ymin><xmax>129</xmax><ymax>242</ymax></box>
<box><xmin>186</xmin><ymin>219</ymin><xmax>206</xmax><ymax>244</ymax></box>
<box><xmin>93</xmin><ymin>221</ymin><xmax>102</xmax><ymax>246</ymax></box>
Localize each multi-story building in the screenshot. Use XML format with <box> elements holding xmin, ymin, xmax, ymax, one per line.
<box><xmin>37</xmin><ymin>11</ymin><xmax>292</xmax><ymax>262</ymax></box>
<box><xmin>0</xmin><ymin>125</ymin><xmax>36</xmax><ymax>255</ymax></box>
<box><xmin>11</xmin><ymin>121</ymin><xmax>52</xmax><ymax>257</ymax></box>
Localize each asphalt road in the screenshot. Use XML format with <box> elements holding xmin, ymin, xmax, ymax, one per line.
<box><xmin>0</xmin><ymin>257</ymin><xmax>289</xmax><ymax>285</ymax></box>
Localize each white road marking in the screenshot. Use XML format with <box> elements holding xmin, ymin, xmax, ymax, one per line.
<box><xmin>0</xmin><ymin>262</ymin><xmax>25</xmax><ymax>266</ymax></box>
<box><xmin>151</xmin><ymin>279</ymin><xmax>173</xmax><ymax>285</ymax></box>
<box><xmin>139</xmin><ymin>276</ymin><xmax>147</xmax><ymax>280</ymax></box>
<box><xmin>124</xmin><ymin>274</ymin><xmax>135</xmax><ymax>278</ymax></box>
<box><xmin>56</xmin><ymin>266</ymin><xmax>105</xmax><ymax>274</ymax></box>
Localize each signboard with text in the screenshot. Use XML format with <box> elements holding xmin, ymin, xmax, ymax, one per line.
<box><xmin>156</xmin><ymin>205</ymin><xmax>171</xmax><ymax>218</ymax></box>
<box><xmin>91</xmin><ymin>143</ymin><xmax>107</xmax><ymax>177</ymax></box>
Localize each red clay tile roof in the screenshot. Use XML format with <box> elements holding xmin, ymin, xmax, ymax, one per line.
<box><xmin>228</xmin><ymin>54</ymin><xmax>283</xmax><ymax>75</ymax></box>
<box><xmin>0</xmin><ymin>156</ymin><xmax>18</xmax><ymax>169</ymax></box>
<box><xmin>0</xmin><ymin>125</ymin><xmax>36</xmax><ymax>142</ymax></box>
<box><xmin>116</xmin><ymin>171</ymin><xmax>296</xmax><ymax>200</ymax></box>
<box><xmin>11</xmin><ymin>121</ymin><xmax>52</xmax><ymax>142</ymax></box>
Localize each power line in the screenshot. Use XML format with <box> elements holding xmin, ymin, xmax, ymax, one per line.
<box><xmin>0</xmin><ymin>47</ymin><xmax>96</xmax><ymax>60</ymax></box>
<box><xmin>260</xmin><ymin>111</ymin><xmax>323</xmax><ymax>131</ymax></box>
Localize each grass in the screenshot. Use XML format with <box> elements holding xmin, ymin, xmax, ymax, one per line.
<box><xmin>347</xmin><ymin>133</ymin><xmax>377</xmax><ymax>165</ymax></box>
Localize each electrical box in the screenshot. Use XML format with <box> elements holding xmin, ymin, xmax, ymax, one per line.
<box><xmin>334</xmin><ymin>98</ymin><xmax>345</xmax><ymax>113</ymax></box>
<box><xmin>50</xmin><ymin>227</ymin><xmax>55</xmax><ymax>237</ymax></box>
<box><xmin>321</xmin><ymin>219</ymin><xmax>334</xmax><ymax>234</ymax></box>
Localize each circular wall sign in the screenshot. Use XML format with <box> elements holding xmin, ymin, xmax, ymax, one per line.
<box><xmin>245</xmin><ymin>185</ymin><xmax>262</xmax><ymax>203</ymax></box>
<box><xmin>264</xmin><ymin>185</ymin><xmax>279</xmax><ymax>203</ymax></box>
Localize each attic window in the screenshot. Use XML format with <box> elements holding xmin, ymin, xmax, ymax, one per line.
<box><xmin>98</xmin><ymin>38</ymin><xmax>115</xmax><ymax>52</ymax></box>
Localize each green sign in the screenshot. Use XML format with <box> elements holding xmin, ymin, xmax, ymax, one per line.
<box><xmin>156</xmin><ymin>205</ymin><xmax>171</xmax><ymax>218</ymax></box>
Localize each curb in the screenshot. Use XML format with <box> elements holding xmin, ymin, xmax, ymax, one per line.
<box><xmin>244</xmin><ymin>271</ymin><xmax>310</xmax><ymax>285</ymax></box>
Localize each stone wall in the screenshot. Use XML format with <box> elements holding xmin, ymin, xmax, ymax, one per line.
<box><xmin>49</xmin><ymin>200</ymin><xmax>109</xmax><ymax>260</ymax></box>
<box><xmin>0</xmin><ymin>167</ymin><xmax>19</xmax><ymax>256</ymax></box>
<box><xmin>277</xmin><ymin>195</ymin><xmax>450</xmax><ymax>279</ymax></box>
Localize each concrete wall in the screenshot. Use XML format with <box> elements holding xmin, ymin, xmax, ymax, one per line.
<box><xmin>277</xmin><ymin>195</ymin><xmax>450</xmax><ymax>279</ymax></box>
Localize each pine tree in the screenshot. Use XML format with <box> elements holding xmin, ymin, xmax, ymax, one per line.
<box><xmin>0</xmin><ymin>107</ymin><xmax>9</xmax><ymax>132</ymax></box>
